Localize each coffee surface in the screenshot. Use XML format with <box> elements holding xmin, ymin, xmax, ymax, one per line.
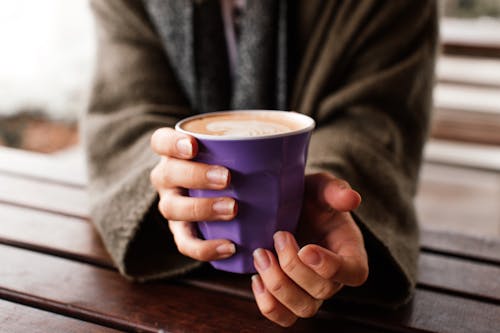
<box><xmin>180</xmin><ymin>112</ymin><xmax>305</xmax><ymax>137</ymax></box>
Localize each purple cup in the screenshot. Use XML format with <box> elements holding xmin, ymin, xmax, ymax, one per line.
<box><xmin>175</xmin><ymin>110</ymin><xmax>315</xmax><ymax>273</ymax></box>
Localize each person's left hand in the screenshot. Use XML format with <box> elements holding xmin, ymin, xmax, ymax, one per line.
<box><xmin>251</xmin><ymin>172</ymin><xmax>369</xmax><ymax>327</ymax></box>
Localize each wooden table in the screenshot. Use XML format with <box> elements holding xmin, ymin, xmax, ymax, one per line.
<box><xmin>0</xmin><ymin>147</ymin><xmax>499</xmax><ymax>332</ymax></box>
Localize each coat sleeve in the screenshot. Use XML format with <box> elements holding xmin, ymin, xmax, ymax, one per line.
<box><xmin>83</xmin><ymin>0</ymin><xmax>202</xmax><ymax>281</ymax></box>
<box><xmin>293</xmin><ymin>0</ymin><xmax>438</xmax><ymax>307</ymax></box>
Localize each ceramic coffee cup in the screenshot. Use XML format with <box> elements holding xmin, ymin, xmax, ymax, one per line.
<box><xmin>175</xmin><ymin>110</ymin><xmax>315</xmax><ymax>273</ymax></box>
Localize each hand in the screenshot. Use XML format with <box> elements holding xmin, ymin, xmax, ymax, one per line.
<box><xmin>251</xmin><ymin>173</ymin><xmax>368</xmax><ymax>327</ymax></box>
<box><xmin>150</xmin><ymin>127</ymin><xmax>237</xmax><ymax>261</ymax></box>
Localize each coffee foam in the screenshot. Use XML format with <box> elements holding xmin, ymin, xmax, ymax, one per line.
<box><xmin>179</xmin><ymin>111</ymin><xmax>307</xmax><ymax>138</ymax></box>
<box><xmin>205</xmin><ymin>120</ymin><xmax>290</xmax><ymax>137</ymax></box>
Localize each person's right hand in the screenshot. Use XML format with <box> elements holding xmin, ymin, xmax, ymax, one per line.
<box><xmin>150</xmin><ymin>127</ymin><xmax>237</xmax><ymax>261</ymax></box>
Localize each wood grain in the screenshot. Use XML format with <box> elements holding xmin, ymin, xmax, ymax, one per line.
<box><xmin>0</xmin><ymin>203</ymin><xmax>112</xmax><ymax>268</ymax></box>
<box><xmin>323</xmin><ymin>289</ymin><xmax>500</xmax><ymax>333</ymax></box>
<box><xmin>0</xmin><ymin>244</ymin><xmax>498</xmax><ymax>333</ymax></box>
<box><xmin>2</xmin><ymin>164</ymin><xmax>499</xmax><ymax>262</ymax></box>
<box><xmin>420</xmin><ymin>228</ymin><xmax>500</xmax><ymax>266</ymax></box>
<box><xmin>0</xmin><ymin>191</ymin><xmax>499</xmax><ymax>303</ymax></box>
<box><xmin>0</xmin><ymin>146</ymin><xmax>86</xmax><ymax>187</ymax></box>
<box><xmin>0</xmin><ymin>173</ymin><xmax>89</xmax><ymax>218</ymax></box>
<box><xmin>0</xmin><ymin>244</ymin><xmax>385</xmax><ymax>333</ymax></box>
<box><xmin>0</xmin><ymin>299</ymin><xmax>120</xmax><ymax>333</ymax></box>
<box><xmin>418</xmin><ymin>254</ymin><xmax>500</xmax><ymax>303</ymax></box>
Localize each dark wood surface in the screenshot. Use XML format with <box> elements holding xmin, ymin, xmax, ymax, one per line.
<box><xmin>0</xmin><ymin>299</ymin><xmax>120</xmax><ymax>333</ymax></box>
<box><xmin>0</xmin><ymin>147</ymin><xmax>499</xmax><ymax>332</ymax></box>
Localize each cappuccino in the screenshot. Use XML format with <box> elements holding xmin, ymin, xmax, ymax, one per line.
<box><xmin>174</xmin><ymin>110</ymin><xmax>315</xmax><ymax>273</ymax></box>
<box><xmin>177</xmin><ymin>110</ymin><xmax>312</xmax><ymax>139</ymax></box>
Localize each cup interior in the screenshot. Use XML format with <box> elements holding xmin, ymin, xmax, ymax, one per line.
<box><xmin>175</xmin><ymin>110</ymin><xmax>315</xmax><ymax>140</ymax></box>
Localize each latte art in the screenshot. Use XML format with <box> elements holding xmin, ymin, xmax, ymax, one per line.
<box><xmin>205</xmin><ymin>120</ymin><xmax>291</xmax><ymax>137</ymax></box>
<box><xmin>176</xmin><ymin>110</ymin><xmax>314</xmax><ymax>139</ymax></box>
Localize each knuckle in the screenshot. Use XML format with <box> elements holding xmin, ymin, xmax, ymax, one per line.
<box><xmin>260</xmin><ymin>302</ymin><xmax>280</xmax><ymax>317</ymax></box>
<box><xmin>184</xmin><ymin>163</ymin><xmax>199</xmax><ymax>184</ymax></box>
<box><xmin>279</xmin><ymin>317</ymin><xmax>297</xmax><ymax>328</ymax></box>
<box><xmin>150</xmin><ymin>166</ymin><xmax>159</xmax><ymax>188</ymax></box>
<box><xmin>280</xmin><ymin>257</ymin><xmax>300</xmax><ymax>275</ymax></box>
<box><xmin>267</xmin><ymin>277</ymin><xmax>286</xmax><ymax>294</ymax></box>
<box><xmin>312</xmin><ymin>283</ymin><xmax>335</xmax><ymax>300</ymax></box>
<box><xmin>151</xmin><ymin>128</ymin><xmax>173</xmax><ymax>151</ymax></box>
<box><xmin>192</xmin><ymin>246</ymin><xmax>210</xmax><ymax>261</ymax></box>
<box><xmin>177</xmin><ymin>244</ymin><xmax>190</xmax><ymax>258</ymax></box>
<box><xmin>150</xmin><ymin>128</ymin><xmax>162</xmax><ymax>148</ymax></box>
<box><xmin>191</xmin><ymin>199</ymin><xmax>211</xmax><ymax>220</ymax></box>
<box><xmin>158</xmin><ymin>197</ymin><xmax>171</xmax><ymax>219</ymax></box>
<box><xmin>151</xmin><ymin>158</ymin><xmax>171</xmax><ymax>189</ymax></box>
<box><xmin>295</xmin><ymin>301</ymin><xmax>319</xmax><ymax>318</ymax></box>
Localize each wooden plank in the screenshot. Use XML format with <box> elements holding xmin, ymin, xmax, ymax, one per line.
<box><xmin>423</xmin><ymin>139</ymin><xmax>500</xmax><ymax>171</ymax></box>
<box><xmin>0</xmin><ymin>203</ymin><xmax>112</xmax><ymax>268</ymax></box>
<box><xmin>431</xmin><ymin>80</ymin><xmax>500</xmax><ymax>144</ymax></box>
<box><xmin>434</xmin><ymin>83</ymin><xmax>500</xmax><ymax>115</ymax></box>
<box><xmin>437</xmin><ymin>56</ymin><xmax>500</xmax><ymax>88</ymax></box>
<box><xmin>325</xmin><ymin>289</ymin><xmax>500</xmax><ymax>333</ymax></box>
<box><xmin>431</xmin><ymin>107</ymin><xmax>500</xmax><ymax>145</ymax></box>
<box><xmin>441</xmin><ymin>18</ymin><xmax>500</xmax><ymax>58</ymax></box>
<box><xmin>2</xmin><ymin>162</ymin><xmax>496</xmax><ymax>260</ymax></box>
<box><xmin>182</xmin><ymin>268</ymin><xmax>500</xmax><ymax>333</ymax></box>
<box><xmin>416</xmin><ymin>163</ymin><xmax>500</xmax><ymax>238</ymax></box>
<box><xmin>0</xmin><ymin>244</ymin><xmax>385</xmax><ymax>333</ymax></box>
<box><xmin>0</xmin><ymin>147</ymin><xmax>86</xmax><ymax>187</ymax></box>
<box><xmin>0</xmin><ymin>299</ymin><xmax>120</xmax><ymax>333</ymax></box>
<box><xmin>0</xmin><ymin>173</ymin><xmax>89</xmax><ymax>218</ymax></box>
<box><xmin>421</xmin><ymin>228</ymin><xmax>500</xmax><ymax>266</ymax></box>
<box><xmin>418</xmin><ymin>253</ymin><xmax>500</xmax><ymax>303</ymax></box>
<box><xmin>0</xmin><ymin>200</ymin><xmax>499</xmax><ymax>305</ymax></box>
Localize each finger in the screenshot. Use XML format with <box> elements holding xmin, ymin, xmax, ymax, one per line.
<box><xmin>274</xmin><ymin>232</ymin><xmax>343</xmax><ymax>300</ymax></box>
<box><xmin>150</xmin><ymin>156</ymin><xmax>230</xmax><ymax>191</ymax></box>
<box><xmin>151</xmin><ymin>127</ymin><xmax>198</xmax><ymax>159</ymax></box>
<box><xmin>306</xmin><ymin>173</ymin><xmax>361</xmax><ymax>212</ymax></box>
<box><xmin>334</xmin><ymin>239</ymin><xmax>369</xmax><ymax>287</ymax></box>
<box><xmin>168</xmin><ymin>220</ymin><xmax>236</xmax><ymax>261</ymax></box>
<box><xmin>158</xmin><ymin>189</ymin><xmax>237</xmax><ymax>222</ymax></box>
<box><xmin>253</xmin><ymin>248</ymin><xmax>322</xmax><ymax>318</ymax></box>
<box><xmin>322</xmin><ymin>213</ymin><xmax>369</xmax><ymax>286</ymax></box>
<box><xmin>299</xmin><ymin>242</ymin><xmax>368</xmax><ymax>287</ymax></box>
<box><xmin>251</xmin><ymin>274</ymin><xmax>297</xmax><ymax>327</ymax></box>
<box><xmin>298</xmin><ymin>244</ymin><xmax>342</xmax><ymax>280</ymax></box>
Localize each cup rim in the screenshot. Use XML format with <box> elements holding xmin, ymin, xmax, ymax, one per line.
<box><xmin>175</xmin><ymin>110</ymin><xmax>316</xmax><ymax>141</ymax></box>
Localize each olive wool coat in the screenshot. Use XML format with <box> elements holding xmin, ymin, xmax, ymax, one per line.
<box><xmin>84</xmin><ymin>0</ymin><xmax>438</xmax><ymax>308</ymax></box>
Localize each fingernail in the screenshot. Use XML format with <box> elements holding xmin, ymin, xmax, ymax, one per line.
<box><xmin>251</xmin><ymin>274</ymin><xmax>265</xmax><ymax>294</ymax></box>
<box><xmin>212</xmin><ymin>199</ymin><xmax>235</xmax><ymax>216</ymax></box>
<box><xmin>300</xmin><ymin>247</ymin><xmax>322</xmax><ymax>267</ymax></box>
<box><xmin>176</xmin><ymin>138</ymin><xmax>192</xmax><ymax>157</ymax></box>
<box><xmin>216</xmin><ymin>243</ymin><xmax>236</xmax><ymax>256</ymax></box>
<box><xmin>273</xmin><ymin>231</ymin><xmax>287</xmax><ymax>251</ymax></box>
<box><xmin>206</xmin><ymin>167</ymin><xmax>229</xmax><ymax>186</ymax></box>
<box><xmin>253</xmin><ymin>248</ymin><xmax>270</xmax><ymax>271</ymax></box>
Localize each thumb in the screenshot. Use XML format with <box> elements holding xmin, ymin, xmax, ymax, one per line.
<box><xmin>307</xmin><ymin>173</ymin><xmax>361</xmax><ymax>212</ymax></box>
<box><xmin>324</xmin><ymin>179</ymin><xmax>362</xmax><ymax>212</ymax></box>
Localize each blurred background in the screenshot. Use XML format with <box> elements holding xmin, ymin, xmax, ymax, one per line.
<box><xmin>0</xmin><ymin>0</ymin><xmax>499</xmax><ymax>238</ymax></box>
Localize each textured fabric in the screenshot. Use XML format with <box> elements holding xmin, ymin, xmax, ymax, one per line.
<box><xmin>143</xmin><ymin>0</ymin><xmax>284</xmax><ymax>112</ymax></box>
<box><xmin>193</xmin><ymin>0</ymin><xmax>232</xmax><ymax>113</ymax></box>
<box><xmin>84</xmin><ymin>0</ymin><xmax>438</xmax><ymax>308</ymax></box>
<box><xmin>220</xmin><ymin>0</ymin><xmax>245</xmax><ymax>78</ymax></box>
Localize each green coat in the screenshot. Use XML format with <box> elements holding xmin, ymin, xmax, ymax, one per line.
<box><xmin>84</xmin><ymin>0</ymin><xmax>438</xmax><ymax>308</ymax></box>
